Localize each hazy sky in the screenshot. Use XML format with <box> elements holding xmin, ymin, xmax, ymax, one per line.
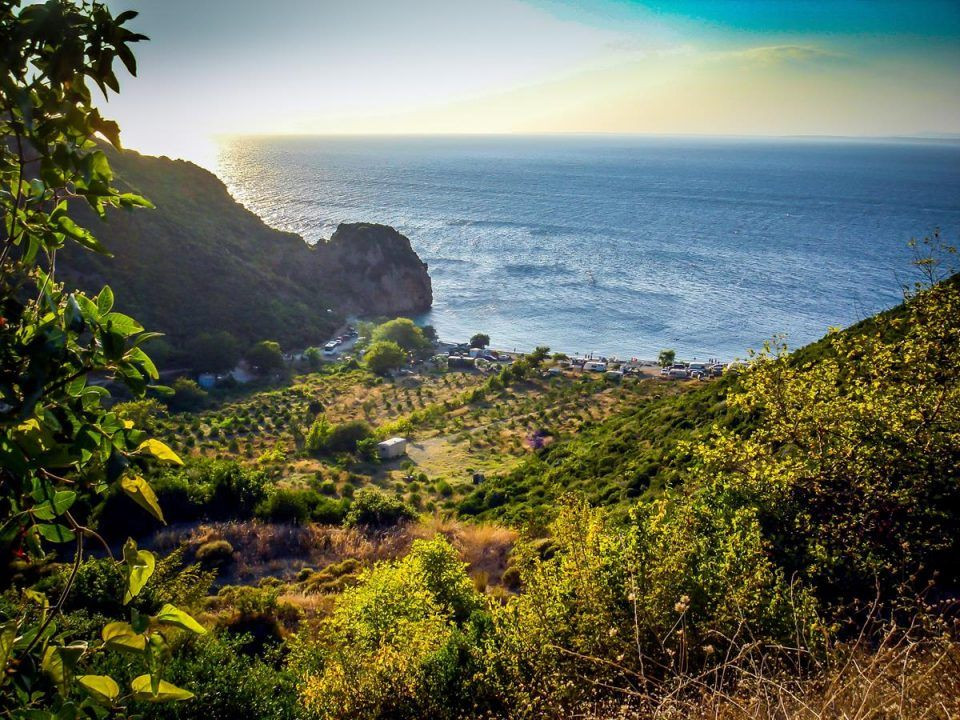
<box><xmin>101</xmin><ymin>0</ymin><xmax>960</xmax><ymax>162</ymax></box>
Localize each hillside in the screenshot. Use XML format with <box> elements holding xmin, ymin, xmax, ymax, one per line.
<box><xmin>456</xmin><ymin>278</ymin><xmax>957</xmax><ymax>523</ymax></box>
<box><xmin>56</xmin><ymin>148</ymin><xmax>432</xmax><ymax>357</ymax></box>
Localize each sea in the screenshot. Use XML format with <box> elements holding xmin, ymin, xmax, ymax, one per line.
<box><xmin>216</xmin><ymin>135</ymin><xmax>960</xmax><ymax>361</ymax></box>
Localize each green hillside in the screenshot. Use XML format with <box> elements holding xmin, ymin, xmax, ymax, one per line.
<box><xmin>56</xmin><ymin>148</ymin><xmax>432</xmax><ymax>366</ymax></box>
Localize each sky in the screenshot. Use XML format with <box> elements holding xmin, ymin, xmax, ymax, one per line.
<box><xmin>100</xmin><ymin>0</ymin><xmax>960</xmax><ymax>163</ymax></box>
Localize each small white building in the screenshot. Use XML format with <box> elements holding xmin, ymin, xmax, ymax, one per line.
<box><xmin>377</xmin><ymin>437</ymin><xmax>408</xmax><ymax>460</ymax></box>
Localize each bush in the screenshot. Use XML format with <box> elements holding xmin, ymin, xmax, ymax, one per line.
<box><xmin>293</xmin><ymin>538</ymin><xmax>486</xmax><ymax>718</ymax></box>
<box><xmin>165</xmin><ymin>377</ymin><xmax>208</xmax><ymax>412</ymax></box>
<box><xmin>303</xmin><ymin>346</ymin><xmax>323</xmax><ymax>369</ymax></box>
<box><xmin>311</xmin><ymin>496</ymin><xmax>349</xmax><ymax>525</ymax></box>
<box><xmin>256</xmin><ymin>488</ymin><xmax>318</xmax><ymax>525</ymax></box>
<box><xmin>196</xmin><ymin>540</ymin><xmax>234</xmax><ymax>568</ymax></box>
<box><xmin>307</xmin><ymin>418</ymin><xmax>374</xmax><ymax>456</ymax></box>
<box><xmin>343</xmin><ymin>489</ymin><xmax>416</xmax><ymax>529</ymax></box>
<box><xmin>247</xmin><ymin>340</ymin><xmax>283</xmax><ymax>374</ymax></box>
<box><xmin>364</xmin><ymin>340</ymin><xmax>407</xmax><ymax>375</ymax></box>
<box><xmin>371</xmin><ymin>318</ymin><xmax>430</xmax><ymax>351</ymax></box>
<box><xmin>90</xmin><ymin>633</ymin><xmax>303</xmax><ymax>720</ymax></box>
<box><xmin>325</xmin><ymin>420</ymin><xmax>374</xmax><ymax>453</ymax></box>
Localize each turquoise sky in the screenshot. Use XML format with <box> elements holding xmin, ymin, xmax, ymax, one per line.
<box><xmin>102</xmin><ymin>0</ymin><xmax>960</xmax><ymax>163</ymax></box>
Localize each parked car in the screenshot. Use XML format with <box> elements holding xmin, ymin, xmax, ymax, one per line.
<box><xmin>668</xmin><ymin>367</ymin><xmax>689</xmax><ymax>379</ymax></box>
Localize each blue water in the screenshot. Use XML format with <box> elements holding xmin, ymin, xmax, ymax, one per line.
<box><xmin>216</xmin><ymin>135</ymin><xmax>960</xmax><ymax>360</ymax></box>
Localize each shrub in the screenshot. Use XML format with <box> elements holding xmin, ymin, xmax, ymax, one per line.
<box><xmin>326</xmin><ymin>420</ymin><xmax>374</xmax><ymax>453</ymax></box>
<box><xmin>166</xmin><ymin>376</ymin><xmax>209</xmax><ymax>412</ymax></box>
<box><xmin>256</xmin><ymin>488</ymin><xmax>318</xmax><ymax>525</ymax></box>
<box><xmin>196</xmin><ymin>540</ymin><xmax>234</xmax><ymax>568</ymax></box>
<box><xmin>343</xmin><ymin>489</ymin><xmax>416</xmax><ymax>529</ymax></box>
<box><xmin>317</xmin><ymin>480</ymin><xmax>338</xmax><ymax>496</ymax></box>
<box><xmin>365</xmin><ymin>340</ymin><xmax>407</xmax><ymax>375</ymax></box>
<box><xmin>294</xmin><ymin>538</ymin><xmax>486</xmax><ymax>718</ymax></box>
<box><xmin>91</xmin><ymin>633</ymin><xmax>302</xmax><ymax>720</ymax></box>
<box><xmin>247</xmin><ymin>340</ymin><xmax>284</xmax><ymax>374</ymax></box>
<box><xmin>303</xmin><ymin>346</ymin><xmax>323</xmax><ymax>369</ymax></box>
<box><xmin>372</xmin><ymin>318</ymin><xmax>430</xmax><ymax>351</ymax></box>
<box><xmin>311</xmin><ymin>496</ymin><xmax>349</xmax><ymax>525</ymax></box>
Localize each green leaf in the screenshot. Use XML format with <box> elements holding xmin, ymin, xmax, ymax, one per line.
<box><xmin>135</xmin><ymin>439</ymin><xmax>183</xmax><ymax>465</ymax></box>
<box><xmin>32</xmin><ymin>491</ymin><xmax>77</xmax><ymax>520</ymax></box>
<box><xmin>102</xmin><ymin>621</ymin><xmax>146</xmax><ymax>654</ymax></box>
<box><xmin>0</xmin><ymin>621</ymin><xmax>17</xmax><ymax>678</ymax></box>
<box><xmin>153</xmin><ymin>604</ymin><xmax>206</xmax><ymax>635</ymax></box>
<box><xmin>42</xmin><ymin>644</ymin><xmax>86</xmax><ymax>690</ymax></box>
<box><xmin>122</xmin><ymin>540</ymin><xmax>156</xmax><ymax>604</ymax></box>
<box><xmin>120</xmin><ymin>475</ymin><xmax>165</xmax><ymax>523</ymax></box>
<box><xmin>117</xmin><ymin>192</ymin><xmax>154</xmax><ymax>209</ymax></box>
<box><xmin>77</xmin><ymin>675</ymin><xmax>120</xmax><ymax>705</ymax></box>
<box><xmin>36</xmin><ymin>523</ymin><xmax>76</xmax><ymax>544</ymax></box>
<box><xmin>56</xmin><ymin>215</ymin><xmax>109</xmax><ymax>254</ymax></box>
<box><xmin>96</xmin><ymin>285</ymin><xmax>114</xmax><ymax>315</ymax></box>
<box><xmin>130</xmin><ymin>674</ymin><xmax>194</xmax><ymax>702</ymax></box>
<box><xmin>128</xmin><ymin>346</ymin><xmax>159</xmax><ymax>381</ymax></box>
<box><xmin>103</xmin><ymin>312</ymin><xmax>143</xmax><ymax>336</ymax></box>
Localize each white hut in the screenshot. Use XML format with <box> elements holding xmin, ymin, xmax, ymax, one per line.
<box><xmin>377</xmin><ymin>437</ymin><xmax>408</xmax><ymax>460</ymax></box>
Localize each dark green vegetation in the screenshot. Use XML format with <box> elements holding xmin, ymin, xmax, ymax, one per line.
<box><xmin>56</xmin><ymin>151</ymin><xmax>433</xmax><ymax>369</ymax></box>
<box><xmin>459</xmin><ymin>374</ymin><xmax>741</xmax><ymax>522</ymax></box>
<box><xmin>1</xmin><ymin>2</ymin><xmax>206</xmax><ymax>715</ymax></box>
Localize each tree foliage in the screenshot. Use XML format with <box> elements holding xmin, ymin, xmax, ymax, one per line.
<box><xmin>371</xmin><ymin>318</ymin><xmax>428</xmax><ymax>352</ymax></box>
<box><xmin>295</xmin><ymin>537</ymin><xmax>484</xmax><ymax>719</ymax></box>
<box><xmin>246</xmin><ymin>340</ymin><xmax>283</xmax><ymax>375</ymax></box>
<box><xmin>0</xmin><ymin>2</ymin><xmax>203</xmax><ymax>713</ymax></box>
<box><xmin>364</xmin><ymin>340</ymin><xmax>406</xmax><ymax>375</ymax></box>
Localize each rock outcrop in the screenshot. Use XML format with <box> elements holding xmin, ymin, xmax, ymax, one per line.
<box><xmin>313</xmin><ymin>223</ymin><xmax>432</xmax><ymax>316</ymax></box>
<box><xmin>57</xmin><ymin>148</ymin><xmax>433</xmax><ymax>350</ymax></box>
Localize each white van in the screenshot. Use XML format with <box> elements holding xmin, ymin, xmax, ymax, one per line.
<box><xmin>583</xmin><ymin>361</ymin><xmax>607</xmax><ymax>372</ymax></box>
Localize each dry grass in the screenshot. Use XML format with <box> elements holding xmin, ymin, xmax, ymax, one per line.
<box><xmin>582</xmin><ymin>635</ymin><xmax>960</xmax><ymax>720</ymax></box>
<box><xmin>152</xmin><ymin>516</ymin><xmax>516</xmax><ymax>589</ymax></box>
<box><xmin>570</xmin><ymin>604</ymin><xmax>960</xmax><ymax>720</ymax></box>
<box><xmin>413</xmin><ymin>514</ymin><xmax>518</xmax><ymax>585</ymax></box>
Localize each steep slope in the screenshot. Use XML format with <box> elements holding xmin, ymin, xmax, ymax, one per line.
<box><xmin>57</xmin><ymin>148</ymin><xmax>432</xmax><ymax>353</ymax></box>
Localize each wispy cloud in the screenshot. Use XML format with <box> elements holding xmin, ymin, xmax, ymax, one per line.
<box><xmin>725</xmin><ymin>44</ymin><xmax>847</xmax><ymax>65</ymax></box>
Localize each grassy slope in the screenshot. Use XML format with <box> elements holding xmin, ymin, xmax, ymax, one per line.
<box><xmin>458</xmin><ymin>282</ymin><xmax>937</xmax><ymax>524</ymax></box>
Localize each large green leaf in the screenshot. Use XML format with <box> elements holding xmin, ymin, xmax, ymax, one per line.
<box><xmin>153</xmin><ymin>604</ymin><xmax>206</xmax><ymax>635</ymax></box>
<box><xmin>102</xmin><ymin>621</ymin><xmax>146</xmax><ymax>654</ymax></box>
<box><xmin>36</xmin><ymin>523</ymin><xmax>75</xmax><ymax>544</ymax></box>
<box><xmin>32</xmin><ymin>491</ymin><xmax>77</xmax><ymax>520</ymax></box>
<box><xmin>41</xmin><ymin>643</ymin><xmax>86</xmax><ymax>691</ymax></box>
<box><xmin>130</xmin><ymin>674</ymin><xmax>194</xmax><ymax>702</ymax></box>
<box><xmin>78</xmin><ymin>674</ymin><xmax>120</xmax><ymax>705</ymax></box>
<box><xmin>135</xmin><ymin>439</ymin><xmax>183</xmax><ymax>465</ymax></box>
<box><xmin>122</xmin><ymin>540</ymin><xmax>156</xmax><ymax>604</ymax></box>
<box><xmin>96</xmin><ymin>285</ymin><xmax>114</xmax><ymax>315</ymax></box>
<box><xmin>103</xmin><ymin>311</ymin><xmax>143</xmax><ymax>336</ymax></box>
<box><xmin>120</xmin><ymin>475</ymin><xmax>165</xmax><ymax>523</ymax></box>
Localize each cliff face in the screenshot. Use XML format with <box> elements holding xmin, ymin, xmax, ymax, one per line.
<box><xmin>314</xmin><ymin>223</ymin><xmax>432</xmax><ymax>316</ymax></box>
<box><xmin>57</xmin><ymin>148</ymin><xmax>432</xmax><ymax>349</ymax></box>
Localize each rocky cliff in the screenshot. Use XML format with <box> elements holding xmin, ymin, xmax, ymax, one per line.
<box><xmin>313</xmin><ymin>223</ymin><xmax>432</xmax><ymax>315</ymax></box>
<box><xmin>57</xmin><ymin>148</ymin><xmax>432</xmax><ymax>351</ymax></box>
